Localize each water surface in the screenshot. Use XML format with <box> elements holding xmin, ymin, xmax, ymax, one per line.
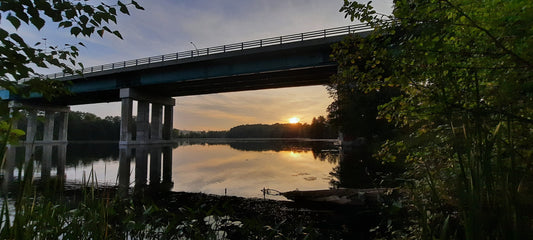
<box><xmin>3</xmin><ymin>139</ymin><xmax>340</xmax><ymax>200</ymax></box>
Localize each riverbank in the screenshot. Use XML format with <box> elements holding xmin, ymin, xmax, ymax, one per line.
<box><xmin>55</xmin><ymin>185</ymin><xmax>385</xmax><ymax>239</ymax></box>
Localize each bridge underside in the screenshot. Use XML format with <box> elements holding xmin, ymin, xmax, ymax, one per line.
<box><xmin>26</xmin><ymin>65</ymin><xmax>335</xmax><ymax>106</ymax></box>
<box><xmin>12</xmin><ymin>35</ymin><xmax>343</xmax><ymax>106</ymax></box>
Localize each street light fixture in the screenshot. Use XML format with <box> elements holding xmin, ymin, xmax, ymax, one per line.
<box><xmin>190</xmin><ymin>42</ymin><xmax>198</xmax><ymax>56</ymax></box>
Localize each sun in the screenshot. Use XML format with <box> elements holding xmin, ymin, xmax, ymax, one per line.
<box><xmin>288</xmin><ymin>117</ymin><xmax>300</xmax><ymax>124</ymax></box>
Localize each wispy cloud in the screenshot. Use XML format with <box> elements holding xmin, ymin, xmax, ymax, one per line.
<box><xmin>174</xmin><ymin>86</ymin><xmax>331</xmax><ymax>130</ymax></box>
<box><xmin>60</xmin><ymin>0</ymin><xmax>393</xmax><ymax>130</ymax></box>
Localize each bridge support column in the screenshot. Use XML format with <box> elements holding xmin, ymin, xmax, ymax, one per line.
<box><xmin>26</xmin><ymin>109</ymin><xmax>38</xmax><ymax>143</ymax></box>
<box><xmin>8</xmin><ymin>101</ymin><xmax>70</xmax><ymax>144</ymax></box>
<box><xmin>163</xmin><ymin>105</ymin><xmax>174</xmax><ymax>140</ymax></box>
<box><xmin>150</xmin><ymin>104</ymin><xmax>162</xmax><ymax>141</ymax></box>
<box><xmin>136</xmin><ymin>101</ymin><xmax>150</xmax><ymax>143</ymax></box>
<box><xmin>43</xmin><ymin>111</ymin><xmax>55</xmax><ymax>143</ymax></box>
<box><xmin>119</xmin><ymin>88</ymin><xmax>175</xmax><ymax>145</ymax></box>
<box><xmin>120</xmin><ymin>98</ymin><xmax>134</xmax><ymax>144</ymax></box>
<box><xmin>57</xmin><ymin>112</ymin><xmax>69</xmax><ymax>142</ymax></box>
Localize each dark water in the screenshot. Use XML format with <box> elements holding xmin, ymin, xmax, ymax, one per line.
<box><xmin>2</xmin><ymin>139</ymin><xmax>348</xmax><ymax>200</ymax></box>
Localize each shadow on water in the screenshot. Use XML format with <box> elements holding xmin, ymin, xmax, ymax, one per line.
<box><xmin>331</xmin><ymin>144</ymin><xmax>404</xmax><ymax>189</ymax></box>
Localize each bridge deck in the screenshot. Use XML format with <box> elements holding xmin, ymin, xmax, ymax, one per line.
<box><xmin>3</xmin><ymin>24</ymin><xmax>372</xmax><ymax>106</ymax></box>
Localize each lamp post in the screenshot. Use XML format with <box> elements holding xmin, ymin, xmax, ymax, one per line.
<box><xmin>190</xmin><ymin>41</ymin><xmax>198</xmax><ymax>56</ymax></box>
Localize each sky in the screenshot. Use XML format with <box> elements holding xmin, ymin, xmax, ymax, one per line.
<box><xmin>18</xmin><ymin>0</ymin><xmax>393</xmax><ymax>131</ymax></box>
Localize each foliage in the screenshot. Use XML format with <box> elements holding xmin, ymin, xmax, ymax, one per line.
<box><xmin>226</xmin><ymin>120</ymin><xmax>337</xmax><ymax>139</ymax></box>
<box><xmin>0</xmin><ymin>0</ymin><xmax>143</xmax><ymax>161</ymax></box>
<box><xmin>0</xmin><ymin>0</ymin><xmax>143</xmax><ymax>101</ymax></box>
<box><xmin>175</xmin><ymin>118</ymin><xmax>337</xmax><ymax>139</ymax></box>
<box><xmin>68</xmin><ymin>111</ymin><xmax>121</xmax><ymax>140</ymax></box>
<box><xmin>333</xmin><ymin>0</ymin><xmax>533</xmax><ymax>239</ymax></box>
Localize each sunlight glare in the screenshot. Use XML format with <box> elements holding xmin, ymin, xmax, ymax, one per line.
<box><xmin>289</xmin><ymin>117</ymin><xmax>300</xmax><ymax>124</ymax></box>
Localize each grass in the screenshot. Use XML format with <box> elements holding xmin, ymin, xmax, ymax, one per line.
<box><xmin>0</xmin><ymin>159</ymin><xmax>350</xmax><ymax>239</ymax></box>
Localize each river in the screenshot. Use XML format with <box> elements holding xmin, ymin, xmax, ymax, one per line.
<box><xmin>2</xmin><ymin>139</ymin><xmax>343</xmax><ymax>200</ymax></box>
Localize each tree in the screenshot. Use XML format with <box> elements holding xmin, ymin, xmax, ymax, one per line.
<box><xmin>67</xmin><ymin>111</ymin><xmax>121</xmax><ymax>140</ymax></box>
<box><xmin>0</xmin><ymin>0</ymin><xmax>143</xmax><ymax>152</ymax></box>
<box><xmin>0</xmin><ymin>0</ymin><xmax>143</xmax><ymax>101</ymax></box>
<box><xmin>334</xmin><ymin>0</ymin><xmax>532</xmax><ymax>239</ymax></box>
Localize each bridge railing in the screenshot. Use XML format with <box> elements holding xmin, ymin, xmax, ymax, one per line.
<box><xmin>46</xmin><ymin>23</ymin><xmax>373</xmax><ymax>79</ymax></box>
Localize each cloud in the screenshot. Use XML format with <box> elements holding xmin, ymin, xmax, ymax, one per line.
<box><xmin>174</xmin><ymin>86</ymin><xmax>331</xmax><ymax>130</ymax></box>
<box><xmin>34</xmin><ymin>0</ymin><xmax>393</xmax><ymax>130</ymax></box>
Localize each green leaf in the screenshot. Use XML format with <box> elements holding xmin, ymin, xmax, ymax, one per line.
<box><xmin>118</xmin><ymin>1</ymin><xmax>129</xmax><ymax>15</ymax></box>
<box><xmin>79</xmin><ymin>15</ymin><xmax>89</xmax><ymax>25</ymax></box>
<box><xmin>113</xmin><ymin>30</ymin><xmax>123</xmax><ymax>40</ymax></box>
<box><xmin>83</xmin><ymin>5</ymin><xmax>95</xmax><ymax>14</ymax></box>
<box><xmin>70</xmin><ymin>26</ymin><xmax>81</xmax><ymax>36</ymax></box>
<box><xmin>10</xmin><ymin>33</ymin><xmax>25</xmax><ymax>46</ymax></box>
<box><xmin>119</xmin><ymin>5</ymin><xmax>130</xmax><ymax>15</ymax></box>
<box><xmin>15</xmin><ymin>9</ymin><xmax>29</xmax><ymax>23</ymax></box>
<box><xmin>132</xmin><ymin>1</ymin><xmax>145</xmax><ymax>10</ymax></box>
<box><xmin>30</xmin><ymin>16</ymin><xmax>46</xmax><ymax>30</ymax></box>
<box><xmin>59</xmin><ymin>21</ymin><xmax>73</xmax><ymax>28</ymax></box>
<box><xmin>97</xmin><ymin>29</ymin><xmax>105</xmax><ymax>37</ymax></box>
<box><xmin>65</xmin><ymin>9</ymin><xmax>76</xmax><ymax>19</ymax></box>
<box><xmin>7</xmin><ymin>15</ymin><xmax>21</xmax><ymax>29</ymax></box>
<box><xmin>0</xmin><ymin>28</ymin><xmax>8</xmax><ymax>39</ymax></box>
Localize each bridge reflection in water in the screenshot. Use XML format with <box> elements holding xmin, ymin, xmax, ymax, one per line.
<box><xmin>2</xmin><ymin>140</ymin><xmax>347</xmax><ymax>199</ymax></box>
<box><xmin>3</xmin><ymin>143</ymin><xmax>68</xmax><ymax>191</ymax></box>
<box><xmin>2</xmin><ymin>143</ymin><xmax>175</xmax><ymax>195</ymax></box>
<box><xmin>118</xmin><ymin>145</ymin><xmax>174</xmax><ymax>195</ymax></box>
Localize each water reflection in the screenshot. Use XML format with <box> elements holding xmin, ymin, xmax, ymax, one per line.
<box><xmin>2</xmin><ymin>143</ymin><xmax>68</xmax><ymax>192</ymax></box>
<box><xmin>117</xmin><ymin>145</ymin><xmax>174</xmax><ymax>195</ymax></box>
<box><xmin>2</xmin><ymin>139</ymin><xmax>344</xmax><ymax>199</ymax></box>
<box><xmin>331</xmin><ymin>144</ymin><xmax>404</xmax><ymax>189</ymax></box>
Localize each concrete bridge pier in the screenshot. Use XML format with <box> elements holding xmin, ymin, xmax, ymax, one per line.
<box><xmin>119</xmin><ymin>88</ymin><xmax>175</xmax><ymax>145</ymax></box>
<box><xmin>8</xmin><ymin>101</ymin><xmax>70</xmax><ymax>144</ymax></box>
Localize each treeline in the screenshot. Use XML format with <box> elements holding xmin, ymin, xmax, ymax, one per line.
<box><xmin>13</xmin><ymin>111</ymin><xmax>121</xmax><ymax>141</ymax></box>
<box><xmin>68</xmin><ymin>111</ymin><xmax>120</xmax><ymax>140</ymax></box>
<box><xmin>43</xmin><ymin>111</ymin><xmax>337</xmax><ymax>140</ymax></box>
<box><xmin>172</xmin><ymin>129</ymin><xmax>227</xmax><ymax>139</ymax></box>
<box><xmin>175</xmin><ymin>116</ymin><xmax>337</xmax><ymax>139</ymax></box>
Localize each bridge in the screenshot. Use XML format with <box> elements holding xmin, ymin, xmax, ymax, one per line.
<box><xmin>2</xmin><ymin>24</ymin><xmax>372</xmax><ymax>145</ymax></box>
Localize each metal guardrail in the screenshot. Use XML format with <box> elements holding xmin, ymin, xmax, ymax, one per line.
<box><xmin>45</xmin><ymin>23</ymin><xmax>373</xmax><ymax>79</ymax></box>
